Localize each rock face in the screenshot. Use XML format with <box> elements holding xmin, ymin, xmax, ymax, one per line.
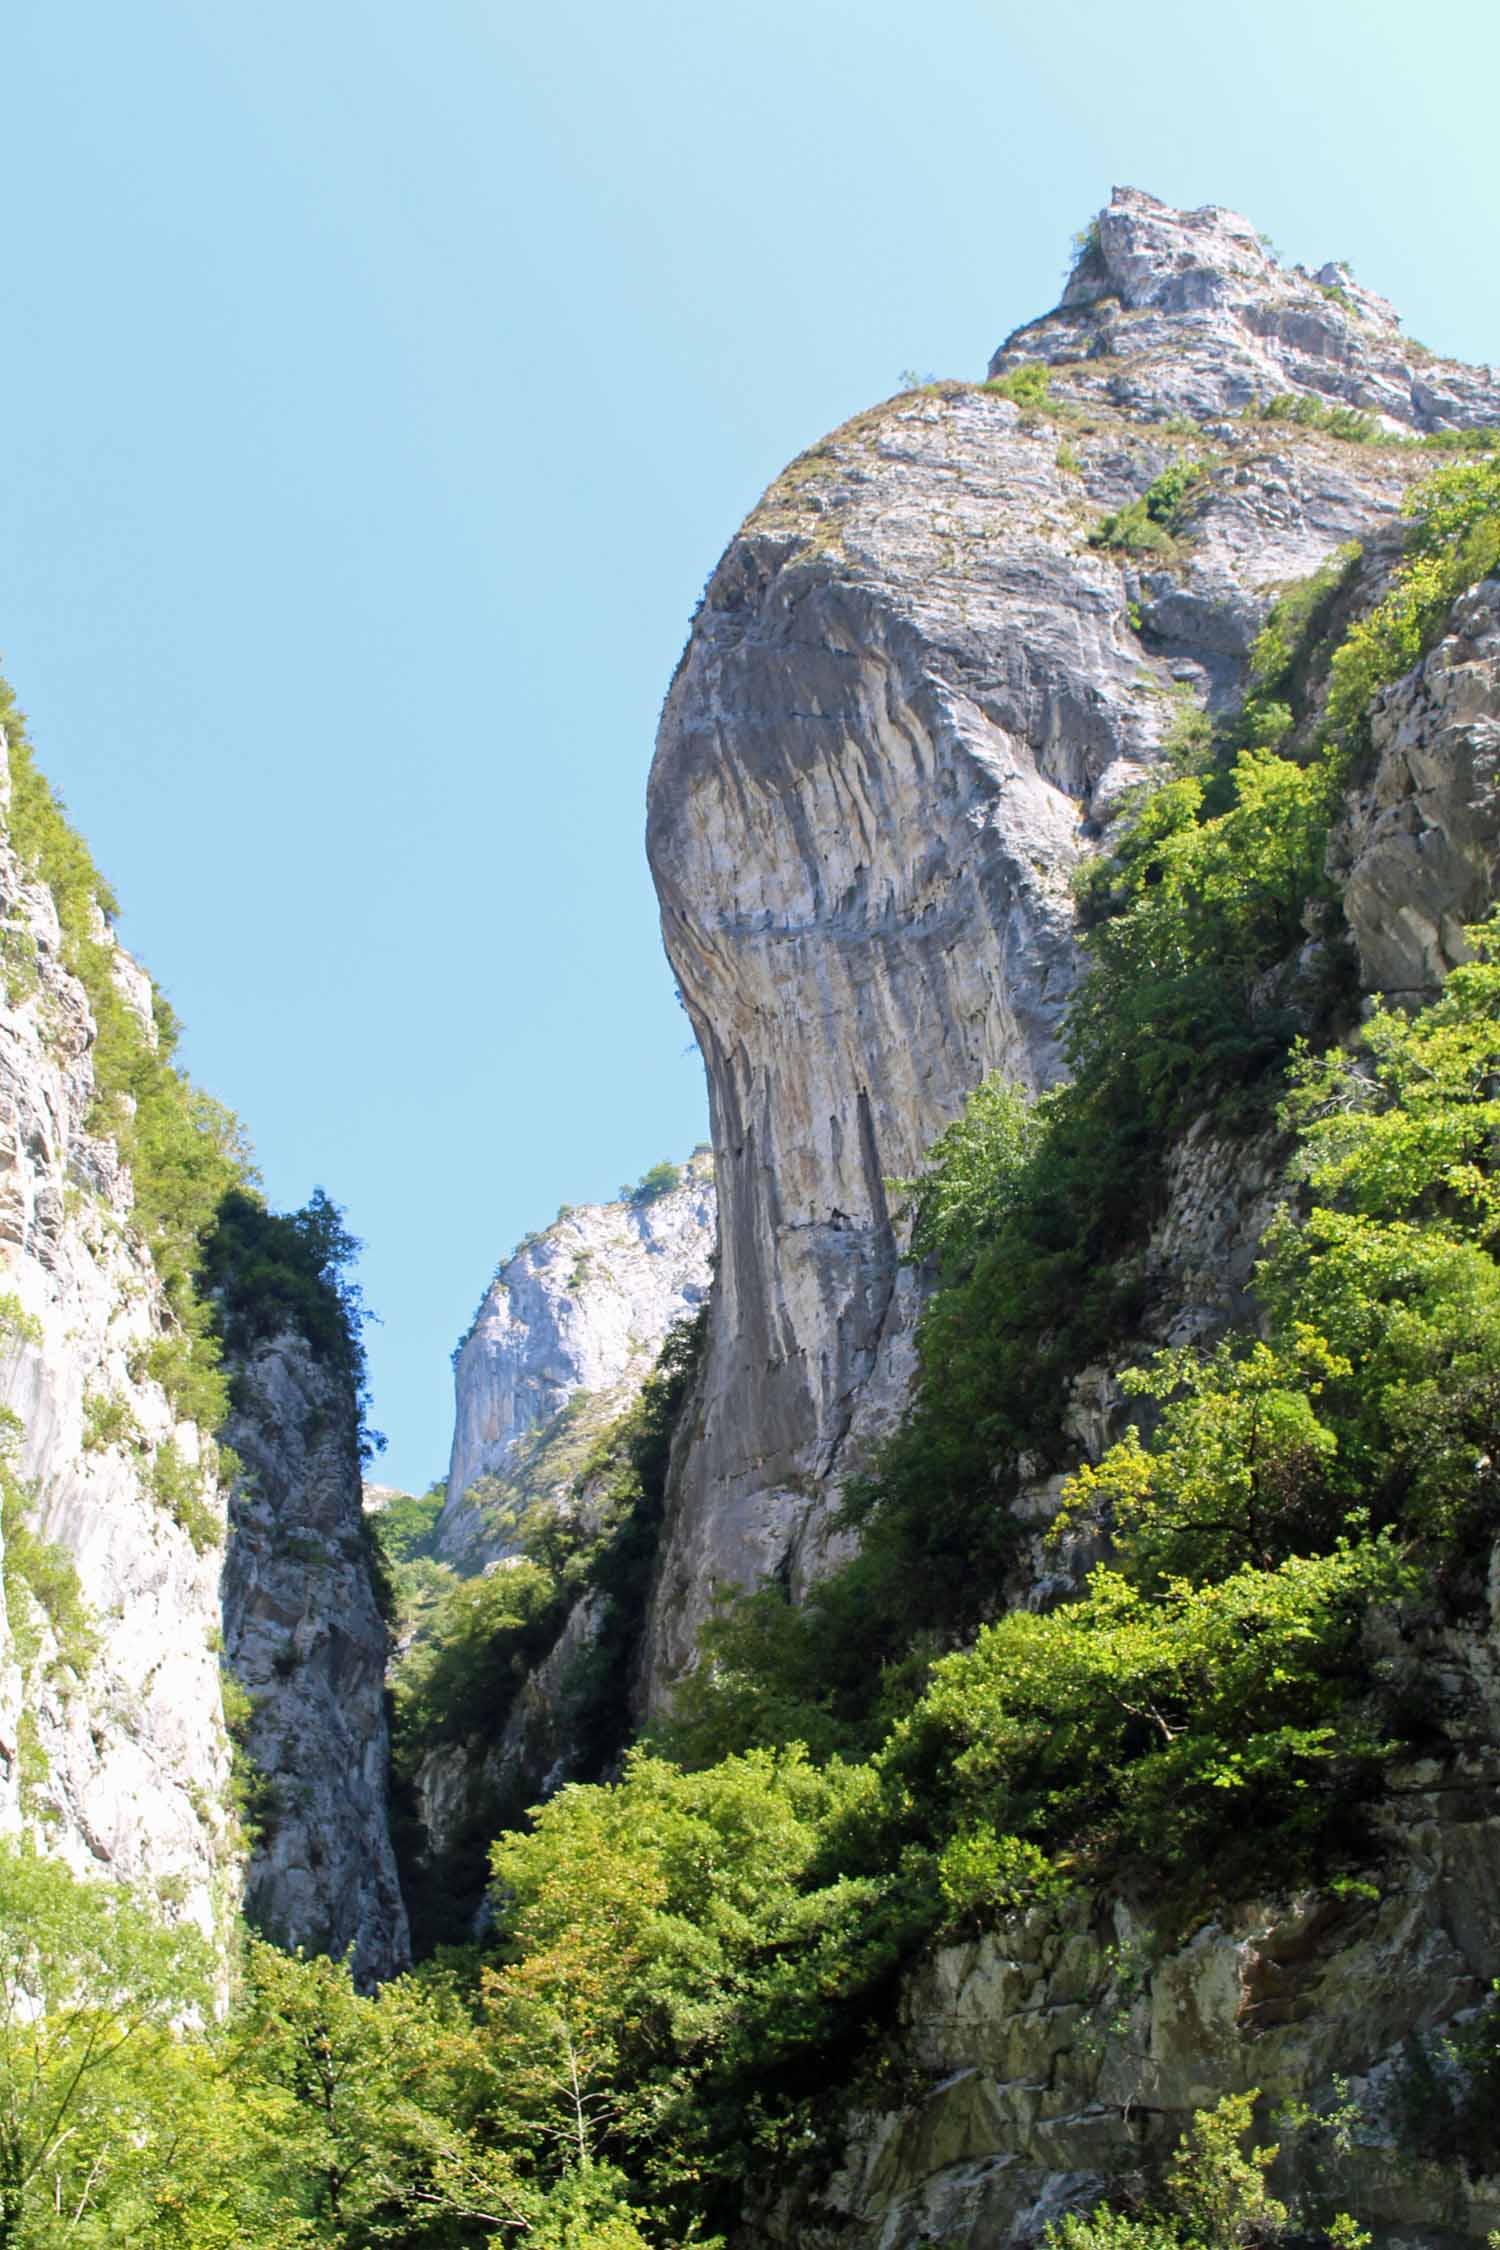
<box><xmin>0</xmin><ymin>734</ymin><xmax>235</xmax><ymax>1937</ymax></box>
<box><xmin>634</xmin><ymin>187</ymin><xmax>1500</xmax><ymax>2242</ymax></box>
<box><xmin>641</xmin><ymin>186</ymin><xmax>1500</xmax><ymax>1704</ymax></box>
<box><xmin>221</xmin><ymin>1333</ymin><xmax>410</xmax><ymax>1982</ymax></box>
<box><xmin>0</xmin><ymin>722</ymin><xmax>407</xmax><ymax>1974</ymax></box>
<box><xmin>1334</xmin><ymin>574</ymin><xmax>1500</xmax><ymax>996</ymax></box>
<box><xmin>999</xmin><ymin>185</ymin><xmax>1500</xmax><ymax>434</ymax></box>
<box><xmin>438</xmin><ymin>1153</ymin><xmax>715</xmax><ymax>1570</ymax></box>
<box><xmin>400</xmin><ymin>1158</ymin><xmax>715</xmax><ymax>1937</ymax></box>
<box><xmin>753</xmin><ymin>1567</ymin><xmax>1500</xmax><ymax>2250</ymax></box>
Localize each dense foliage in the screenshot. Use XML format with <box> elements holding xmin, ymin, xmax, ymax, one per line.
<box><xmin>384</xmin><ymin>1307</ymin><xmax>708</xmax><ymax>1952</ymax></box>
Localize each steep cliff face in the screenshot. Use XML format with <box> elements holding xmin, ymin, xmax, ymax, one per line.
<box><xmin>628</xmin><ymin>191</ymin><xmax>1500</xmax><ymax>2244</ymax></box>
<box><xmin>0</xmin><ymin>736</ymin><xmax>235</xmax><ymax>1935</ymax></box>
<box><xmin>0</xmin><ymin>719</ymin><xmax>408</xmax><ymax>1974</ymax></box>
<box><xmin>1334</xmin><ymin>574</ymin><xmax>1500</xmax><ymax>997</ymax></box>
<box><xmin>221</xmin><ymin>1332</ymin><xmax>409</xmax><ymax>1982</ymax></box>
<box><xmin>438</xmin><ymin>1154</ymin><xmax>715</xmax><ymax>1569</ymax></box>
<box><xmin>643</xmin><ymin>185</ymin><xmax>1500</xmax><ymax>1702</ymax></box>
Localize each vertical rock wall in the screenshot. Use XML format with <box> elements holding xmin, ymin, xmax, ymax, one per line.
<box><xmin>0</xmin><ymin>723</ymin><xmax>409</xmax><ymax>1974</ymax></box>
<box><xmin>0</xmin><ymin>735</ymin><xmax>236</xmax><ymax>1936</ymax></box>
<box><xmin>641</xmin><ymin>187</ymin><xmax>1500</xmax><ymax>1705</ymax></box>
<box><xmin>221</xmin><ymin>1332</ymin><xmax>410</xmax><ymax>1982</ymax></box>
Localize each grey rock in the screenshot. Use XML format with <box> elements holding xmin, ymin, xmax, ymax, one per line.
<box><xmin>1334</xmin><ymin>576</ymin><xmax>1500</xmax><ymax>996</ymax></box>
<box><xmin>221</xmin><ymin>1332</ymin><xmax>409</xmax><ymax>1983</ymax></box>
<box><xmin>641</xmin><ymin>191</ymin><xmax>1488</xmax><ymax>1707</ymax></box>
<box><xmin>1001</xmin><ymin>185</ymin><xmax>1500</xmax><ymax>435</ymax></box>
<box><xmin>439</xmin><ymin>1153</ymin><xmax>715</xmax><ymax>1571</ymax></box>
<box><xmin>0</xmin><ymin>731</ymin><xmax>235</xmax><ymax>1939</ymax></box>
<box><xmin>710</xmin><ymin>198</ymin><xmax>1500</xmax><ymax>2248</ymax></box>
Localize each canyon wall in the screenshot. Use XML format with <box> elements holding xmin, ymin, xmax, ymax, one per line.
<box><xmin>439</xmin><ymin>1153</ymin><xmax>715</xmax><ymax>1570</ymax></box>
<box><xmin>0</xmin><ymin>735</ymin><xmax>236</xmax><ymax>1936</ymax></box>
<box><xmin>0</xmin><ymin>726</ymin><xmax>405</xmax><ymax>1970</ymax></box>
<box><xmin>642</xmin><ymin>184</ymin><xmax>1500</xmax><ymax>1704</ymax></box>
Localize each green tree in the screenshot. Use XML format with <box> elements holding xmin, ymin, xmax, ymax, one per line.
<box><xmin>0</xmin><ymin>1842</ymin><xmax>211</xmax><ymax>2248</ymax></box>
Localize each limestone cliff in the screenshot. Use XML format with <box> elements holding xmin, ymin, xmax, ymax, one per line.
<box><xmin>0</xmin><ymin>734</ymin><xmax>236</xmax><ymax>1936</ymax></box>
<box><xmin>395</xmin><ymin>1159</ymin><xmax>714</xmax><ymax>1944</ymax></box>
<box><xmin>742</xmin><ymin>551</ymin><xmax>1500</xmax><ymax>2246</ymax></box>
<box><xmin>0</xmin><ymin>718</ymin><xmax>406</xmax><ymax>1973</ymax></box>
<box><xmin>221</xmin><ymin>1332</ymin><xmax>409</xmax><ymax>1982</ymax></box>
<box><xmin>633</xmin><ymin>188</ymin><xmax>1500</xmax><ymax>2245</ymax></box>
<box><xmin>438</xmin><ymin>1153</ymin><xmax>715</xmax><ymax>1570</ymax></box>
<box><xmin>642</xmin><ymin>184</ymin><xmax>1500</xmax><ymax>1703</ymax></box>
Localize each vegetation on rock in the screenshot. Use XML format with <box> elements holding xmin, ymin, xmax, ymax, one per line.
<box><xmin>3</xmin><ymin>258</ymin><xmax>1500</xmax><ymax>2247</ymax></box>
<box><xmin>384</xmin><ymin>1306</ymin><xmax>708</xmax><ymax>1954</ymax></box>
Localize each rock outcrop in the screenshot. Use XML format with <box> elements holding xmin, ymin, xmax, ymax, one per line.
<box><xmin>752</xmin><ymin>1557</ymin><xmax>1500</xmax><ymax>2250</ymax></box>
<box><xmin>641</xmin><ymin>185</ymin><xmax>1500</xmax><ymax>1704</ymax></box>
<box><xmin>0</xmin><ymin>722</ymin><xmax>408</xmax><ymax>1974</ymax></box>
<box><xmin>0</xmin><ymin>734</ymin><xmax>235</xmax><ymax>1937</ymax></box>
<box><xmin>396</xmin><ymin>1158</ymin><xmax>714</xmax><ymax>1939</ymax></box>
<box><xmin>438</xmin><ymin>1154</ymin><xmax>715</xmax><ymax>1570</ymax></box>
<box><xmin>221</xmin><ymin>1332</ymin><xmax>410</xmax><ymax>1982</ymax></box>
<box><xmin>1334</xmin><ymin>574</ymin><xmax>1500</xmax><ymax>997</ymax></box>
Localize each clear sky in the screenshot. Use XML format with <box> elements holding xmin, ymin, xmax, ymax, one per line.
<box><xmin>2</xmin><ymin>0</ymin><xmax>1496</xmax><ymax>1490</ymax></box>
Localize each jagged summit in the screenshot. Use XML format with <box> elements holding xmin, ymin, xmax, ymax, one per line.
<box><xmin>990</xmin><ymin>184</ymin><xmax>1498</xmax><ymax>433</ymax></box>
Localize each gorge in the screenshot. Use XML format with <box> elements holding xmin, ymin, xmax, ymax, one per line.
<box><xmin>3</xmin><ymin>188</ymin><xmax>1500</xmax><ymax>2245</ymax></box>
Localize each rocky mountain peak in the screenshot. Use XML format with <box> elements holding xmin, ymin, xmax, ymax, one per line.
<box><xmin>642</xmin><ymin>189</ymin><xmax>1500</xmax><ymax>1706</ymax></box>
<box><xmin>1062</xmin><ymin>185</ymin><xmax>1280</xmax><ymax>313</ymax></box>
<box><xmin>436</xmin><ymin>1152</ymin><xmax>716</xmax><ymax>1569</ymax></box>
<box><xmin>991</xmin><ymin>184</ymin><xmax>1498</xmax><ymax>435</ymax></box>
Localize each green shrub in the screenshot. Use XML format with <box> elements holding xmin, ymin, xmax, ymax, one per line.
<box><xmin>1416</xmin><ymin>425</ymin><xmax>1500</xmax><ymax>455</ymax></box>
<box><xmin>625</xmin><ymin>1160</ymin><xmax>682</xmax><ymax>1205</ymax></box>
<box><xmin>881</xmin><ymin>1543</ymin><xmax>1405</xmax><ymax>1889</ymax></box>
<box><xmin>1248</xmin><ymin>392</ymin><xmax>1381</xmax><ymax>443</ymax></box>
<box><xmin>1322</xmin><ymin>456</ymin><xmax>1500</xmax><ymax>749</ymax></box>
<box><xmin>1046</xmin><ymin>2091</ymin><xmax>1290</xmax><ymax>2248</ymax></box>
<box><xmin>81</xmin><ymin>1388</ymin><xmax>142</xmax><ymax>1456</ymax></box>
<box><xmin>1091</xmin><ymin>459</ymin><xmax>1210</xmax><ymax>557</ymax></box>
<box><xmin>1</xmin><ymin>1425</ymin><xmax>97</xmax><ymax>1688</ymax></box>
<box><xmin>369</xmin><ymin>1482</ymin><xmax>444</xmax><ymax>1569</ymax></box>
<box><xmin>147</xmin><ymin>1439</ymin><xmax>223</xmax><ymax>1553</ymax></box>
<box><xmin>394</xmin><ymin>1557</ymin><xmax>559</xmax><ymax>1747</ymax></box>
<box><xmin>983</xmin><ymin>362</ymin><xmax>1052</xmax><ymax>411</ymax></box>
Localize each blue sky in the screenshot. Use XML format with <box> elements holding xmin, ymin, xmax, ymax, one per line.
<box><xmin>3</xmin><ymin>0</ymin><xmax>1496</xmax><ymax>1489</ymax></box>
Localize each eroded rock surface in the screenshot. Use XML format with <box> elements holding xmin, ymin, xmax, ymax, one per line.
<box><xmin>438</xmin><ymin>1154</ymin><xmax>715</xmax><ymax>1570</ymax></box>
<box><xmin>1334</xmin><ymin>575</ymin><xmax>1500</xmax><ymax>995</ymax></box>
<box><xmin>999</xmin><ymin>185</ymin><xmax>1500</xmax><ymax>436</ymax></box>
<box><xmin>641</xmin><ymin>188</ymin><xmax>1500</xmax><ymax>1702</ymax></box>
<box><xmin>0</xmin><ymin>734</ymin><xmax>235</xmax><ymax>1936</ymax></box>
<box><xmin>221</xmin><ymin>1332</ymin><xmax>410</xmax><ymax>1982</ymax></box>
